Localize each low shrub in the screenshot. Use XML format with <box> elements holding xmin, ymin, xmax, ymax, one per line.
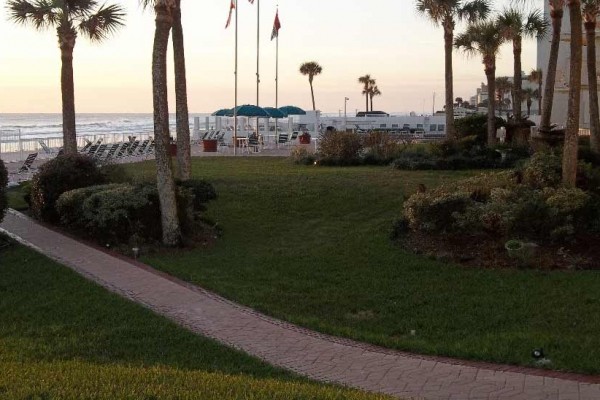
<box><xmin>57</xmin><ymin>180</ymin><xmax>217</xmax><ymax>246</ymax></box>
<box><xmin>290</xmin><ymin>146</ymin><xmax>316</xmax><ymax>165</ymax></box>
<box><xmin>31</xmin><ymin>154</ymin><xmax>105</xmax><ymax>222</ymax></box>
<box><xmin>454</xmin><ymin>113</ymin><xmax>506</xmax><ymax>145</ymax></box>
<box><xmin>400</xmin><ymin>156</ymin><xmax>598</xmax><ymax>242</ymax></box>
<box><xmin>176</xmin><ymin>179</ymin><xmax>218</xmax><ymax>212</ymax></box>
<box><xmin>0</xmin><ymin>159</ymin><xmax>7</xmax><ymax>223</ymax></box>
<box><xmin>362</xmin><ymin>131</ymin><xmax>408</xmax><ymax>165</ymax></box>
<box><xmin>317</xmin><ymin>131</ymin><xmax>363</xmax><ymax>166</ymax></box>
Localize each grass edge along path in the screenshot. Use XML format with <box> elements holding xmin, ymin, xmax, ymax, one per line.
<box><xmin>135</xmin><ymin>157</ymin><xmax>600</xmax><ymax>376</ymax></box>
<box><xmin>0</xmin><ymin>239</ymin><xmax>392</xmax><ymax>400</ymax></box>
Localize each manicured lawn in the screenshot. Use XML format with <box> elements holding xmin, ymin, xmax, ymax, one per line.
<box><xmin>130</xmin><ymin>157</ymin><xmax>600</xmax><ymax>375</ymax></box>
<box><xmin>0</xmin><ymin>242</ymin><xmax>390</xmax><ymax>399</ymax></box>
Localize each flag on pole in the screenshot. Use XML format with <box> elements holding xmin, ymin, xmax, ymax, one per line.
<box><xmin>271</xmin><ymin>10</ymin><xmax>281</xmax><ymax>40</ymax></box>
<box><xmin>225</xmin><ymin>0</ymin><xmax>235</xmax><ymax>28</ymax></box>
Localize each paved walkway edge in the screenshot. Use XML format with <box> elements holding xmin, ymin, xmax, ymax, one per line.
<box><xmin>1</xmin><ymin>209</ymin><xmax>599</xmax><ymax>400</ymax></box>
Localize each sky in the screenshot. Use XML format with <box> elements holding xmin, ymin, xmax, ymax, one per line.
<box><xmin>0</xmin><ymin>0</ymin><xmax>543</xmax><ymax>114</ymax></box>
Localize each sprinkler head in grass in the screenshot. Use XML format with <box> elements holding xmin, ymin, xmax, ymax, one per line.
<box><xmin>132</xmin><ymin>247</ymin><xmax>140</xmax><ymax>259</ymax></box>
<box><xmin>532</xmin><ymin>348</ymin><xmax>544</xmax><ymax>360</ymax></box>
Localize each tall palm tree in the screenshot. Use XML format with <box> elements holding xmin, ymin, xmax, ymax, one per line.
<box><xmin>299</xmin><ymin>61</ymin><xmax>322</xmax><ymax>111</ymax></box>
<box><xmin>540</xmin><ymin>0</ymin><xmax>566</xmax><ymax>133</ymax></box>
<box><xmin>498</xmin><ymin>7</ymin><xmax>548</xmax><ymax>120</ymax></box>
<box><xmin>563</xmin><ymin>0</ymin><xmax>583</xmax><ymax>186</ymax></box>
<box><xmin>141</xmin><ymin>0</ymin><xmax>191</xmax><ymax>180</ymax></box>
<box><xmin>495</xmin><ymin>76</ymin><xmax>513</xmax><ymax>117</ymax></box>
<box><xmin>358</xmin><ymin>74</ymin><xmax>373</xmax><ymax>112</ymax></box>
<box><xmin>522</xmin><ymin>87</ymin><xmax>539</xmax><ymax>115</ymax></box>
<box><xmin>369</xmin><ymin>85</ymin><xmax>382</xmax><ymax>112</ymax></box>
<box><xmin>8</xmin><ymin>0</ymin><xmax>125</xmax><ymax>155</ymax></box>
<box><xmin>416</xmin><ymin>0</ymin><xmax>491</xmax><ymax>139</ymax></box>
<box><xmin>151</xmin><ymin>0</ymin><xmax>181</xmax><ymax>246</ymax></box>
<box><xmin>528</xmin><ymin>68</ymin><xmax>543</xmax><ymax>114</ymax></box>
<box><xmin>583</xmin><ymin>0</ymin><xmax>600</xmax><ymax>154</ymax></box>
<box><xmin>455</xmin><ymin>20</ymin><xmax>506</xmax><ymax>146</ymax></box>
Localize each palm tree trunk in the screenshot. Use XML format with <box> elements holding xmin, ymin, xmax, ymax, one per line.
<box><xmin>153</xmin><ymin>3</ymin><xmax>181</xmax><ymax>246</ymax></box>
<box><xmin>370</xmin><ymin>95</ymin><xmax>373</xmax><ymax>112</ymax></box>
<box><xmin>513</xmin><ymin>37</ymin><xmax>523</xmax><ymax>120</ymax></box>
<box><xmin>58</xmin><ymin>28</ymin><xmax>78</xmax><ymax>155</ymax></box>
<box><xmin>541</xmin><ymin>10</ymin><xmax>564</xmax><ymax>132</ymax></box>
<box><xmin>563</xmin><ymin>0</ymin><xmax>583</xmax><ymax>186</ymax></box>
<box><xmin>309</xmin><ymin>79</ymin><xmax>316</xmax><ymax>111</ymax></box>
<box><xmin>485</xmin><ymin>65</ymin><xmax>496</xmax><ymax>146</ymax></box>
<box><xmin>172</xmin><ymin>0</ymin><xmax>191</xmax><ymax>181</ymax></box>
<box><xmin>586</xmin><ymin>21</ymin><xmax>600</xmax><ymax>154</ymax></box>
<box><xmin>444</xmin><ymin>23</ymin><xmax>456</xmax><ymax>140</ymax></box>
<box><xmin>365</xmin><ymin>90</ymin><xmax>369</xmax><ymax>113</ymax></box>
<box><xmin>538</xmin><ymin>81</ymin><xmax>542</xmax><ymax>114</ymax></box>
<box><xmin>527</xmin><ymin>99</ymin><xmax>532</xmax><ymax>116</ymax></box>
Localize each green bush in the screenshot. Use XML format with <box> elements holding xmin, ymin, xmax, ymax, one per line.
<box><xmin>30</xmin><ymin>154</ymin><xmax>105</xmax><ymax>222</ymax></box>
<box><xmin>520</xmin><ymin>151</ymin><xmax>562</xmax><ymax>189</ymax></box>
<box><xmin>0</xmin><ymin>159</ymin><xmax>7</xmax><ymax>223</ymax></box>
<box><xmin>361</xmin><ymin>131</ymin><xmax>408</xmax><ymax>165</ymax></box>
<box><xmin>290</xmin><ymin>146</ymin><xmax>316</xmax><ymax>165</ymax></box>
<box><xmin>317</xmin><ymin>131</ymin><xmax>363</xmax><ymax>166</ymax></box>
<box><xmin>454</xmin><ymin>113</ymin><xmax>506</xmax><ymax>145</ymax></box>
<box><xmin>56</xmin><ymin>181</ymin><xmax>212</xmax><ymax>245</ymax></box>
<box><xmin>401</xmin><ymin>158</ymin><xmax>597</xmax><ymax>242</ymax></box>
<box><xmin>177</xmin><ymin>179</ymin><xmax>218</xmax><ymax>212</ymax></box>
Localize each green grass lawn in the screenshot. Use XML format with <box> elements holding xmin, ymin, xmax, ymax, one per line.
<box><xmin>0</xmin><ymin>241</ymin><xmax>390</xmax><ymax>399</ymax></box>
<box><xmin>128</xmin><ymin>157</ymin><xmax>600</xmax><ymax>375</ymax></box>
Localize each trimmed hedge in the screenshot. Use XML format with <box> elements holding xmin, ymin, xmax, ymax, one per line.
<box><xmin>30</xmin><ymin>154</ymin><xmax>105</xmax><ymax>222</ymax></box>
<box><xmin>0</xmin><ymin>159</ymin><xmax>7</xmax><ymax>223</ymax></box>
<box><xmin>56</xmin><ymin>180</ymin><xmax>217</xmax><ymax>245</ymax></box>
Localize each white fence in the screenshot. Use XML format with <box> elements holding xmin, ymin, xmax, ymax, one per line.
<box><xmin>0</xmin><ymin>130</ymin><xmax>154</xmax><ymax>162</ymax></box>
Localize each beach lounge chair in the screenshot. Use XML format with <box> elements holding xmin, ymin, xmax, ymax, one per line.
<box><xmin>116</xmin><ymin>142</ymin><xmax>131</xmax><ymax>158</ymax></box>
<box><xmin>103</xmin><ymin>143</ymin><xmax>121</xmax><ymax>161</ymax></box>
<box><xmin>86</xmin><ymin>139</ymin><xmax>103</xmax><ymax>157</ymax></box>
<box><xmin>248</xmin><ymin>134</ymin><xmax>261</xmax><ymax>153</ymax></box>
<box><xmin>135</xmin><ymin>139</ymin><xmax>150</xmax><ymax>156</ymax></box>
<box><xmin>79</xmin><ymin>139</ymin><xmax>92</xmax><ymax>154</ymax></box>
<box><xmin>92</xmin><ymin>144</ymin><xmax>108</xmax><ymax>160</ymax></box>
<box><xmin>127</xmin><ymin>140</ymin><xmax>141</xmax><ymax>156</ymax></box>
<box><xmin>18</xmin><ymin>152</ymin><xmax>38</xmax><ymax>174</ymax></box>
<box><xmin>38</xmin><ymin>140</ymin><xmax>58</xmax><ymax>157</ymax></box>
<box><xmin>278</xmin><ymin>132</ymin><xmax>289</xmax><ymax>145</ymax></box>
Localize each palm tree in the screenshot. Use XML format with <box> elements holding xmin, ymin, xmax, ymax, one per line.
<box><xmin>151</xmin><ymin>0</ymin><xmax>182</xmax><ymax>246</ymax></box>
<box><xmin>495</xmin><ymin>76</ymin><xmax>513</xmax><ymax>117</ymax></box>
<box><xmin>498</xmin><ymin>7</ymin><xmax>548</xmax><ymax>120</ymax></box>
<box><xmin>563</xmin><ymin>0</ymin><xmax>584</xmax><ymax>186</ymax></box>
<box><xmin>540</xmin><ymin>0</ymin><xmax>566</xmax><ymax>133</ymax></box>
<box><xmin>358</xmin><ymin>75</ymin><xmax>372</xmax><ymax>112</ymax></box>
<box><xmin>455</xmin><ymin>20</ymin><xmax>506</xmax><ymax>146</ymax></box>
<box><xmin>369</xmin><ymin>85</ymin><xmax>382</xmax><ymax>112</ymax></box>
<box><xmin>141</xmin><ymin>0</ymin><xmax>191</xmax><ymax>180</ymax></box>
<box><xmin>528</xmin><ymin>68</ymin><xmax>543</xmax><ymax>114</ymax></box>
<box><xmin>522</xmin><ymin>87</ymin><xmax>539</xmax><ymax>115</ymax></box>
<box><xmin>416</xmin><ymin>0</ymin><xmax>491</xmax><ymax>139</ymax></box>
<box><xmin>8</xmin><ymin>0</ymin><xmax>125</xmax><ymax>155</ymax></box>
<box><xmin>583</xmin><ymin>0</ymin><xmax>600</xmax><ymax>154</ymax></box>
<box><xmin>299</xmin><ymin>61</ymin><xmax>322</xmax><ymax>111</ymax></box>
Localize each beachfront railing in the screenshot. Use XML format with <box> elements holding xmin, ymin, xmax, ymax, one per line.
<box><xmin>0</xmin><ymin>130</ymin><xmax>154</xmax><ymax>163</ymax></box>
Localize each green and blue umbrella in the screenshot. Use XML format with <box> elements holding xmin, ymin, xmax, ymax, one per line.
<box><xmin>278</xmin><ymin>106</ymin><xmax>306</xmax><ymax>117</ymax></box>
<box><xmin>263</xmin><ymin>107</ymin><xmax>286</xmax><ymax>119</ymax></box>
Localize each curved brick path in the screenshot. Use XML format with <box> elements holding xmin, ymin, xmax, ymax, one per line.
<box><xmin>2</xmin><ymin>210</ymin><xmax>599</xmax><ymax>400</ymax></box>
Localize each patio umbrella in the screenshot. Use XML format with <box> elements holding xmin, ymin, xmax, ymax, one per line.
<box><xmin>278</xmin><ymin>105</ymin><xmax>306</xmax><ymax>117</ymax></box>
<box><xmin>263</xmin><ymin>107</ymin><xmax>285</xmax><ymax>119</ymax></box>
<box><xmin>212</xmin><ymin>108</ymin><xmax>233</xmax><ymax>117</ymax></box>
<box><xmin>232</xmin><ymin>104</ymin><xmax>270</xmax><ymax>117</ymax></box>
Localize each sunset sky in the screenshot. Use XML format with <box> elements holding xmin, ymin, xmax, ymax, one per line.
<box><xmin>0</xmin><ymin>0</ymin><xmax>541</xmax><ymax>114</ymax></box>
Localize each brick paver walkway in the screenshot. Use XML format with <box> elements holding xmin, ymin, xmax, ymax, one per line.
<box><xmin>2</xmin><ymin>210</ymin><xmax>599</xmax><ymax>400</ymax></box>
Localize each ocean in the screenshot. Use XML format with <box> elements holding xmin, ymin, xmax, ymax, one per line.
<box><xmin>0</xmin><ymin>113</ymin><xmax>212</xmax><ymax>139</ymax></box>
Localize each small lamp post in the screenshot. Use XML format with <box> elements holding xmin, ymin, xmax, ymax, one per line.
<box><xmin>344</xmin><ymin>97</ymin><xmax>349</xmax><ymax>132</ymax></box>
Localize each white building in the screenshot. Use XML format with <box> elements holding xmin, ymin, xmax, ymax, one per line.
<box><xmin>537</xmin><ymin>3</ymin><xmax>599</xmax><ymax>128</ymax></box>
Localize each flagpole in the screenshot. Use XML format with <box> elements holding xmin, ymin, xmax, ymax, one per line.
<box><xmin>275</xmin><ymin>8</ymin><xmax>279</xmax><ymax>146</ymax></box>
<box><xmin>256</xmin><ymin>0</ymin><xmax>260</xmax><ymax>106</ymax></box>
<box><xmin>234</xmin><ymin>0</ymin><xmax>238</xmax><ymax>156</ymax></box>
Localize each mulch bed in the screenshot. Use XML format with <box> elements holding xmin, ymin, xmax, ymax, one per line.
<box><xmin>399</xmin><ymin>231</ymin><xmax>600</xmax><ymax>270</ymax></box>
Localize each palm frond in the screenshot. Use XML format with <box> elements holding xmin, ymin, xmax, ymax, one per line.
<box><xmin>523</xmin><ymin>9</ymin><xmax>549</xmax><ymax>39</ymax></box>
<box><xmin>7</xmin><ymin>0</ymin><xmax>60</xmax><ymax>29</ymax></box>
<box><xmin>78</xmin><ymin>3</ymin><xmax>125</xmax><ymax>42</ymax></box>
<box><xmin>458</xmin><ymin>0</ymin><xmax>491</xmax><ymax>24</ymax></box>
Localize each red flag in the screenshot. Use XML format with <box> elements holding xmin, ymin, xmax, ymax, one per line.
<box><xmin>271</xmin><ymin>10</ymin><xmax>281</xmax><ymax>40</ymax></box>
<box><xmin>225</xmin><ymin>0</ymin><xmax>235</xmax><ymax>28</ymax></box>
